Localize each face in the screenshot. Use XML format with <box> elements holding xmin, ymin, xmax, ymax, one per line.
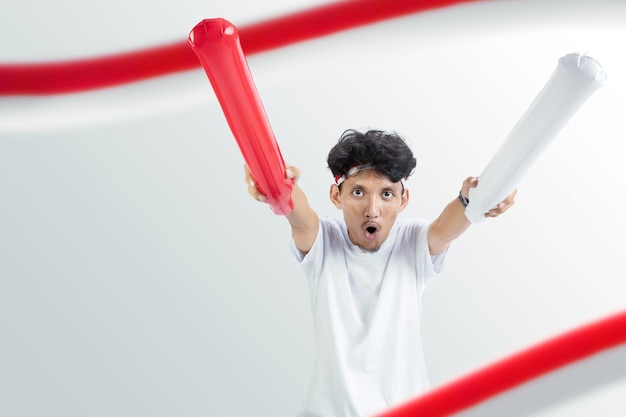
<box><xmin>330</xmin><ymin>170</ymin><xmax>409</xmax><ymax>251</ymax></box>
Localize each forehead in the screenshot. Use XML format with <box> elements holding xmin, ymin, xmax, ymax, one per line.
<box><xmin>342</xmin><ymin>170</ymin><xmax>401</xmax><ymax>190</ymax></box>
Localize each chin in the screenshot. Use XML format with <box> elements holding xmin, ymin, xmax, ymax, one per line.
<box><xmin>358</xmin><ymin>242</ymin><xmax>380</xmax><ymax>253</ymax></box>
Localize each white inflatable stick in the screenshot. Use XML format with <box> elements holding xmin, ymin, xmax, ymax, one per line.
<box><xmin>465</xmin><ymin>53</ymin><xmax>607</xmax><ymax>223</ymax></box>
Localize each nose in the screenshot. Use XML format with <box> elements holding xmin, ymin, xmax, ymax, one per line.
<box><xmin>364</xmin><ymin>196</ymin><xmax>380</xmax><ymax>218</ymax></box>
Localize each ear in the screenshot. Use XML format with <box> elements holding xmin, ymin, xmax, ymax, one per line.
<box><xmin>330</xmin><ymin>184</ymin><xmax>342</xmax><ymax>209</ymax></box>
<box><xmin>398</xmin><ymin>188</ymin><xmax>410</xmax><ymax>212</ymax></box>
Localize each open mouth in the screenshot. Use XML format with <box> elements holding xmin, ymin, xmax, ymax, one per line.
<box><xmin>363</xmin><ymin>223</ymin><xmax>380</xmax><ymax>241</ymax></box>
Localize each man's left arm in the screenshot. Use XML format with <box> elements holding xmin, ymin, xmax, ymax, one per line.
<box><xmin>427</xmin><ymin>177</ymin><xmax>517</xmax><ymax>255</ymax></box>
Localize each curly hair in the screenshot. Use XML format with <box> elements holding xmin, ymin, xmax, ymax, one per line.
<box><xmin>327</xmin><ymin>129</ymin><xmax>416</xmax><ymax>184</ymax></box>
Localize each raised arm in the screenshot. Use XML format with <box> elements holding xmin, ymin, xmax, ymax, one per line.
<box><xmin>427</xmin><ymin>177</ymin><xmax>517</xmax><ymax>255</ymax></box>
<box><xmin>244</xmin><ymin>165</ymin><xmax>319</xmax><ymax>255</ymax></box>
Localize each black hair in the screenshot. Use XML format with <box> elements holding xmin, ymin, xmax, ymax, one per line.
<box><xmin>327</xmin><ymin>129</ymin><xmax>416</xmax><ymax>184</ymax></box>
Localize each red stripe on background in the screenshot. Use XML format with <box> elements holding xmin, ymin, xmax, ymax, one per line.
<box><xmin>377</xmin><ymin>309</ymin><xmax>626</xmax><ymax>417</ymax></box>
<box><xmin>0</xmin><ymin>0</ymin><xmax>479</xmax><ymax>95</ymax></box>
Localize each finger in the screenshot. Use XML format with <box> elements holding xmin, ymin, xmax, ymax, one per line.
<box><xmin>243</xmin><ymin>165</ymin><xmax>267</xmax><ymax>202</ymax></box>
<box><xmin>461</xmin><ymin>176</ymin><xmax>478</xmax><ymax>198</ymax></box>
<box><xmin>507</xmin><ymin>188</ymin><xmax>519</xmax><ymax>202</ymax></box>
<box><xmin>485</xmin><ymin>200</ymin><xmax>514</xmax><ymax>218</ymax></box>
<box><xmin>462</xmin><ymin>176</ymin><xmax>478</xmax><ymax>187</ymax></box>
<box><xmin>484</xmin><ymin>186</ymin><xmax>518</xmax><ymax>217</ymax></box>
<box><xmin>497</xmin><ymin>199</ymin><xmax>515</xmax><ymax>214</ymax></box>
<box><xmin>498</xmin><ymin>190</ymin><xmax>517</xmax><ymax>211</ymax></box>
<box><xmin>246</xmin><ymin>184</ymin><xmax>266</xmax><ymax>203</ymax></box>
<box><xmin>285</xmin><ymin>165</ymin><xmax>300</xmax><ymax>181</ymax></box>
<box><xmin>243</xmin><ymin>164</ymin><xmax>253</xmax><ymax>185</ymax></box>
<box><xmin>484</xmin><ymin>209</ymin><xmax>498</xmax><ymax>218</ymax></box>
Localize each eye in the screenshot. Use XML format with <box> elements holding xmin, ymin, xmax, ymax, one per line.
<box><xmin>382</xmin><ymin>191</ymin><xmax>394</xmax><ymax>199</ymax></box>
<box><xmin>352</xmin><ymin>189</ymin><xmax>364</xmax><ymax>197</ymax></box>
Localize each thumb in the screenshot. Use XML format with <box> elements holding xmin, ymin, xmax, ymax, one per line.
<box><xmin>285</xmin><ymin>165</ymin><xmax>300</xmax><ymax>182</ymax></box>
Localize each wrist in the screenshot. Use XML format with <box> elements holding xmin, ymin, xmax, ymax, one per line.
<box><xmin>458</xmin><ymin>190</ymin><xmax>469</xmax><ymax>208</ymax></box>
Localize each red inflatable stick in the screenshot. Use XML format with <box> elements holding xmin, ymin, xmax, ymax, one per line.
<box><xmin>188</xmin><ymin>18</ymin><xmax>294</xmax><ymax>216</ymax></box>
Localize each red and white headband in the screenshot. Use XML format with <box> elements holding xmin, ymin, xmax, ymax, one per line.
<box><xmin>334</xmin><ymin>164</ymin><xmax>406</xmax><ymax>187</ymax></box>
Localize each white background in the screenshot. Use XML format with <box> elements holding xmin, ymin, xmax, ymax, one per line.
<box><xmin>1</xmin><ymin>0</ymin><xmax>625</xmax><ymax>416</ymax></box>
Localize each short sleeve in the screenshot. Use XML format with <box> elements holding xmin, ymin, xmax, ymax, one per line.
<box><xmin>431</xmin><ymin>250</ymin><xmax>447</xmax><ymax>274</ymax></box>
<box><xmin>414</xmin><ymin>219</ymin><xmax>449</xmax><ymax>292</ymax></box>
<box><xmin>289</xmin><ymin>219</ymin><xmax>324</xmax><ymax>281</ymax></box>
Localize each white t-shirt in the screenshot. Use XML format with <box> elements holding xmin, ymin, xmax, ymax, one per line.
<box><xmin>291</xmin><ymin>216</ymin><xmax>446</xmax><ymax>417</ymax></box>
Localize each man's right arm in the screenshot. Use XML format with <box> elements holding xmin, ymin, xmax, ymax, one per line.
<box><xmin>244</xmin><ymin>165</ymin><xmax>319</xmax><ymax>255</ymax></box>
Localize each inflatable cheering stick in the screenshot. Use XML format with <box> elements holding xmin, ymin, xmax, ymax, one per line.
<box><xmin>465</xmin><ymin>52</ymin><xmax>607</xmax><ymax>223</ymax></box>
<box><xmin>188</xmin><ymin>18</ymin><xmax>294</xmax><ymax>215</ymax></box>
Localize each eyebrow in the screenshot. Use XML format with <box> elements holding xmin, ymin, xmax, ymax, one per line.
<box><xmin>350</xmin><ymin>182</ymin><xmax>400</xmax><ymax>192</ymax></box>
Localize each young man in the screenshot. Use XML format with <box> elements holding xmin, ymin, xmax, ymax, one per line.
<box><xmin>245</xmin><ymin>129</ymin><xmax>516</xmax><ymax>417</ymax></box>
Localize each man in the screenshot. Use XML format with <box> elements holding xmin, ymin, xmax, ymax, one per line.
<box><xmin>245</xmin><ymin>129</ymin><xmax>516</xmax><ymax>417</ymax></box>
